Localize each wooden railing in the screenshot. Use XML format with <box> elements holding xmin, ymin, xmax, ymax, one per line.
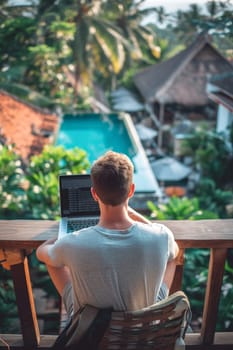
<box><xmin>0</xmin><ymin>219</ymin><xmax>233</xmax><ymax>350</ymax></box>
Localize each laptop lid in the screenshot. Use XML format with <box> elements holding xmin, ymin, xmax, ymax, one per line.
<box><xmin>59</xmin><ymin>174</ymin><xmax>100</xmax><ymax>218</ymax></box>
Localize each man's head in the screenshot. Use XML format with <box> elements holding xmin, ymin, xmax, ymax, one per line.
<box><xmin>90</xmin><ymin>151</ymin><xmax>134</xmax><ymax>206</ymax></box>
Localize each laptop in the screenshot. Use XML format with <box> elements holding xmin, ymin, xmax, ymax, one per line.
<box><xmin>58</xmin><ymin>174</ymin><xmax>100</xmax><ymax>238</ymax></box>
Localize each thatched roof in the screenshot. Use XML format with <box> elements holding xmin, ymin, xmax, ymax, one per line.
<box><xmin>133</xmin><ymin>33</ymin><xmax>233</xmax><ymax>106</ymax></box>
<box><xmin>0</xmin><ymin>90</ymin><xmax>59</xmax><ymax>160</ymax></box>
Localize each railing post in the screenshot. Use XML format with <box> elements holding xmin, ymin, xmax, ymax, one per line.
<box><xmin>170</xmin><ymin>248</ymin><xmax>185</xmax><ymax>294</ymax></box>
<box><xmin>11</xmin><ymin>256</ymin><xmax>40</xmax><ymax>348</ymax></box>
<box><xmin>201</xmin><ymin>248</ymin><xmax>228</xmax><ymax>344</ymax></box>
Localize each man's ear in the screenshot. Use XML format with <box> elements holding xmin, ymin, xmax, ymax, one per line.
<box><xmin>128</xmin><ymin>183</ymin><xmax>135</xmax><ymax>199</ymax></box>
<box><xmin>91</xmin><ymin>187</ymin><xmax>98</xmax><ymax>201</ymax></box>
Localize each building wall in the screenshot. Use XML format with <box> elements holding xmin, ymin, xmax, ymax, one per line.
<box><xmin>216</xmin><ymin>104</ymin><xmax>233</xmax><ymax>137</ymax></box>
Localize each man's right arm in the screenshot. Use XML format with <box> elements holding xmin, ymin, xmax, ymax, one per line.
<box><xmin>128</xmin><ymin>206</ymin><xmax>151</xmax><ymax>224</ymax></box>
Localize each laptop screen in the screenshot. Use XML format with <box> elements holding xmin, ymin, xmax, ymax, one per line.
<box><xmin>59</xmin><ymin>174</ymin><xmax>100</xmax><ymax>217</ymax></box>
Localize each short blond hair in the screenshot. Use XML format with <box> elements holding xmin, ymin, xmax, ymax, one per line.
<box><xmin>90</xmin><ymin>151</ymin><xmax>134</xmax><ymax>205</ymax></box>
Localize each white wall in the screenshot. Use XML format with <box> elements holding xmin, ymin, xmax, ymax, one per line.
<box><xmin>216</xmin><ymin>105</ymin><xmax>233</xmax><ymax>138</ymax></box>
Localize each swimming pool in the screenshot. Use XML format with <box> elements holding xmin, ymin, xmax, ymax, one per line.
<box><xmin>56</xmin><ymin>113</ymin><xmax>161</xmax><ymax>195</ymax></box>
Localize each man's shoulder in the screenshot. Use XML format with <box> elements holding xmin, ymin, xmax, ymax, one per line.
<box><xmin>58</xmin><ymin>226</ymin><xmax>97</xmax><ymax>242</ymax></box>
<box><xmin>136</xmin><ymin>221</ymin><xmax>165</xmax><ymax>232</ymax></box>
<box><xmin>135</xmin><ymin>222</ymin><xmax>173</xmax><ymax>239</ymax></box>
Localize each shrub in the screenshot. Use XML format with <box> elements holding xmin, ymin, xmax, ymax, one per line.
<box><xmin>147</xmin><ymin>196</ymin><xmax>218</xmax><ymax>220</ymax></box>
<box><xmin>0</xmin><ymin>144</ymin><xmax>26</xmax><ymax>218</ymax></box>
<box><xmin>0</xmin><ymin>144</ymin><xmax>90</xmax><ymax>219</ymax></box>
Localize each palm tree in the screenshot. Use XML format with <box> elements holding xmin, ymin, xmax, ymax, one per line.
<box><xmin>33</xmin><ymin>0</ymin><xmax>131</xmax><ymax>103</ymax></box>
<box><xmin>171</xmin><ymin>1</ymin><xmax>233</xmax><ymax>46</ymax></box>
<box><xmin>29</xmin><ymin>0</ymin><xmax>161</xmax><ymax>104</ymax></box>
<box><xmin>173</xmin><ymin>3</ymin><xmax>205</xmax><ymax>44</ymax></box>
<box><xmin>0</xmin><ymin>1</ymin><xmax>48</xmax><ymax>106</ymax></box>
<box><xmin>103</xmin><ymin>0</ymin><xmax>161</xmax><ymax>63</ymax></box>
<box><xmin>1</xmin><ymin>0</ymin><xmax>161</xmax><ymax>108</ymax></box>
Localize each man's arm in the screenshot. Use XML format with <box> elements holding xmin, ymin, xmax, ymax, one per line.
<box><xmin>128</xmin><ymin>206</ymin><xmax>151</xmax><ymax>224</ymax></box>
<box><xmin>128</xmin><ymin>208</ymin><xmax>179</xmax><ymax>259</ymax></box>
<box><xmin>129</xmin><ymin>207</ymin><xmax>179</xmax><ymax>292</ymax></box>
<box><xmin>36</xmin><ymin>238</ymin><xmax>57</xmax><ymax>265</ymax></box>
<box><xmin>36</xmin><ymin>238</ymin><xmax>71</xmax><ymax>296</ymax></box>
<box><xmin>163</xmin><ymin>238</ymin><xmax>179</xmax><ymax>290</ymax></box>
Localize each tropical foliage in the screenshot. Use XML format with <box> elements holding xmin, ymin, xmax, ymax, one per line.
<box><xmin>1</xmin><ymin>1</ymin><xmax>232</xmax><ymax>111</ymax></box>
<box><xmin>0</xmin><ymin>144</ymin><xmax>90</xmax><ymax>219</ymax></box>
<box><xmin>195</xmin><ymin>178</ymin><xmax>233</xmax><ymax>218</ymax></box>
<box><xmin>26</xmin><ymin>145</ymin><xmax>90</xmax><ymax>219</ymax></box>
<box><xmin>183</xmin><ymin>248</ymin><xmax>233</xmax><ymax>331</ymax></box>
<box><xmin>0</xmin><ymin>144</ymin><xmax>26</xmax><ymax>218</ymax></box>
<box><xmin>0</xmin><ymin>0</ymin><xmax>160</xmax><ymax>110</ymax></box>
<box><xmin>179</xmin><ymin>125</ymin><xmax>233</xmax><ymax>218</ymax></box>
<box><xmin>151</xmin><ymin>0</ymin><xmax>233</xmax><ymax>60</ymax></box>
<box><xmin>147</xmin><ymin>196</ymin><xmax>218</xmax><ymax>220</ymax></box>
<box><xmin>0</xmin><ymin>276</ymin><xmax>18</xmax><ymax>332</ymax></box>
<box><xmin>147</xmin><ymin>196</ymin><xmax>233</xmax><ymax>331</ymax></box>
<box><xmin>181</xmin><ymin>128</ymin><xmax>232</xmax><ymax>185</ymax></box>
<box><xmin>147</xmin><ymin>121</ymin><xmax>233</xmax><ymax>331</ymax></box>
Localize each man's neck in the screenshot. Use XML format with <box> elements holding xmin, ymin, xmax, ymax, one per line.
<box><xmin>98</xmin><ymin>203</ymin><xmax>134</xmax><ymax>230</ymax></box>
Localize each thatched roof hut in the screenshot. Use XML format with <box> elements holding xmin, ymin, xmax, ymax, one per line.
<box><xmin>133</xmin><ymin>33</ymin><xmax>233</xmax><ymax>147</ymax></box>
<box><xmin>134</xmin><ymin>33</ymin><xmax>232</xmax><ymax>106</ymax></box>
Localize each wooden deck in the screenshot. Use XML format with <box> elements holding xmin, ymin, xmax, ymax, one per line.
<box><xmin>0</xmin><ymin>219</ymin><xmax>233</xmax><ymax>350</ymax></box>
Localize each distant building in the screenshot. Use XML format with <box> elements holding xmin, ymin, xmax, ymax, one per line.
<box><xmin>0</xmin><ymin>90</ymin><xmax>59</xmax><ymax>161</ymax></box>
<box><xmin>133</xmin><ymin>33</ymin><xmax>233</xmax><ymax>148</ymax></box>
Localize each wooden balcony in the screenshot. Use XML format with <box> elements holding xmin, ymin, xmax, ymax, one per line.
<box><xmin>0</xmin><ymin>219</ymin><xmax>233</xmax><ymax>350</ymax></box>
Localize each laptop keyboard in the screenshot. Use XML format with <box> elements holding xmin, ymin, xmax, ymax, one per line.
<box><xmin>67</xmin><ymin>218</ymin><xmax>99</xmax><ymax>233</ymax></box>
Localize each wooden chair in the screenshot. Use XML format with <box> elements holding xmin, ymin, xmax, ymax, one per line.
<box><xmin>98</xmin><ymin>291</ymin><xmax>191</xmax><ymax>350</ymax></box>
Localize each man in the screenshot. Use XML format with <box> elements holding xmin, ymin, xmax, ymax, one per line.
<box><xmin>36</xmin><ymin>151</ymin><xmax>179</xmax><ymax>319</ymax></box>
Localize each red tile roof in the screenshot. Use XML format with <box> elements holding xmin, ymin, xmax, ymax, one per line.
<box><xmin>0</xmin><ymin>90</ymin><xmax>59</xmax><ymax>161</ymax></box>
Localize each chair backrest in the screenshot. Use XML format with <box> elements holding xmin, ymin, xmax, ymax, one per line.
<box><xmin>98</xmin><ymin>291</ymin><xmax>191</xmax><ymax>350</ymax></box>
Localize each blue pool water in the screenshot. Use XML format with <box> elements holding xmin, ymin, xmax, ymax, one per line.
<box><xmin>56</xmin><ymin>113</ymin><xmax>161</xmax><ymax>195</ymax></box>
<box><xmin>56</xmin><ymin>114</ymin><xmax>136</xmax><ymax>164</ymax></box>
